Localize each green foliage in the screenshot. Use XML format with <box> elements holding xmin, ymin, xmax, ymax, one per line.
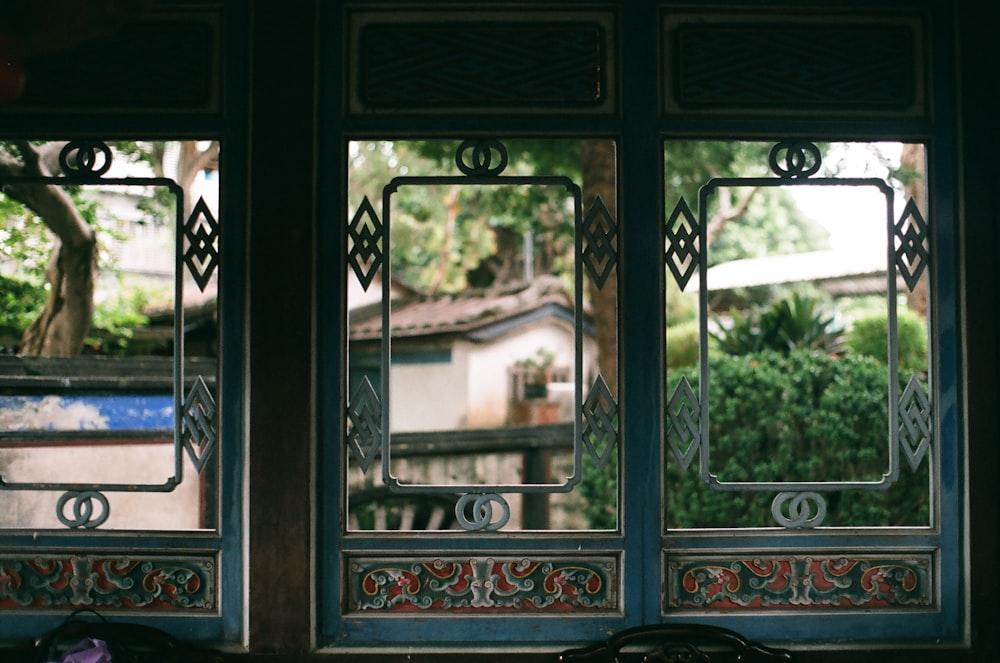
<box><xmin>666</xmin><ymin>319</ymin><xmax>700</xmax><ymax>370</ymax></box>
<box><xmin>352</xmin><ymin>140</ymin><xmax>834</xmax><ymax>295</ymax></box>
<box><xmin>0</xmin><ymin>195</ymin><xmax>49</xmax><ymax>281</ymax></box>
<box><xmin>349</xmin><ymin>139</ymin><xmax>581</xmax><ymax>293</ymax></box>
<box><xmin>1</xmin><ymin>141</ymin><xmax>184</xmax><ymax>355</ymax></box>
<box><xmin>579</xmin><ymin>349</ymin><xmax>930</xmax><ymax>530</ymax></box>
<box><xmin>666</xmin><ymin>278</ymin><xmax>698</xmax><ymax>325</ymax></box>
<box><xmin>0</xmin><ymin>274</ymin><xmax>46</xmax><ymax>331</ymax></box>
<box><xmin>84</xmin><ymin>285</ymin><xmax>152</xmax><ymax>355</ymax></box>
<box><xmin>663</xmin><ymin>350</ymin><xmax>929</xmax><ymax>528</ymax></box>
<box><xmin>845</xmin><ymin>309</ymin><xmax>928</xmax><ymax>374</ymax></box>
<box><xmin>578</xmin><ymin>406</ymin><xmax>620</xmax><ymax>531</ymax></box>
<box><xmin>515</xmin><ymin>346</ymin><xmax>556</xmax><ymax>375</ymax></box>
<box><xmin>578</xmin><ymin>453</ymin><xmax>618</xmax><ymax>530</ymax></box>
<box><xmin>663</xmin><ymin>141</ymin><xmax>831</xmax><ymax>267</ymax></box>
<box><xmin>711</xmin><ymin>293</ymin><xmax>843</xmax><ymax>356</ymax></box>
<box><xmin>664</xmin><ymin>141</ymin><xmax>771</xmax><ymax>202</ymax></box>
<box><xmin>707</xmin><ymin>187</ymin><xmax>831</xmax><ymax>266</ymax></box>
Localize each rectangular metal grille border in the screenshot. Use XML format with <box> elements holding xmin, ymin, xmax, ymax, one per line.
<box><xmin>12</xmin><ymin>17</ymin><xmax>219</xmax><ymax>112</ymax></box>
<box><xmin>348</xmin><ymin>10</ymin><xmax>615</xmax><ymax>115</ymax></box>
<box><xmin>663</xmin><ymin>13</ymin><xmax>925</xmax><ymax>117</ymax></box>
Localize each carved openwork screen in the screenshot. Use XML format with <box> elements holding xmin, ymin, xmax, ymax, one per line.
<box><xmin>0</xmin><ymin>140</ymin><xmax>221</xmax><ymax>532</ymax></box>
<box><xmin>346</xmin><ymin>139</ymin><xmax>619</xmax><ymax>532</ymax></box>
<box><xmin>664</xmin><ymin>141</ymin><xmax>931</xmax><ymax>531</ymax></box>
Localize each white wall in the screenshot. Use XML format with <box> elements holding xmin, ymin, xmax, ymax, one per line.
<box><xmin>388</xmin><ymin>353</ymin><xmax>468</xmax><ymax>431</ymax></box>
<box><xmin>0</xmin><ymin>442</ymin><xmax>206</xmax><ymax>530</ymax></box>
<box><xmin>387</xmin><ymin>315</ymin><xmax>597</xmax><ymax>432</ymax></box>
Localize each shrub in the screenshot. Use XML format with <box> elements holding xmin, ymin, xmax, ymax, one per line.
<box><xmin>845</xmin><ymin>309</ymin><xmax>927</xmax><ymax>374</ymax></box>
<box><xmin>663</xmin><ymin>349</ymin><xmax>928</xmax><ymax>528</ymax></box>
<box><xmin>578</xmin><ymin>453</ymin><xmax>618</xmax><ymax>531</ymax></box>
<box><xmin>666</xmin><ymin>319</ymin><xmax>700</xmax><ymax>369</ymax></box>
<box><xmin>711</xmin><ymin>293</ymin><xmax>843</xmax><ymax>356</ymax></box>
<box><xmin>0</xmin><ymin>274</ymin><xmax>46</xmax><ymax>332</ymax></box>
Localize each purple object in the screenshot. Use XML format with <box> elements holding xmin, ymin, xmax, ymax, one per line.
<box><xmin>53</xmin><ymin>638</ymin><xmax>114</xmax><ymax>663</ymax></box>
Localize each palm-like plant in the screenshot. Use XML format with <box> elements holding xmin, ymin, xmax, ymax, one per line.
<box><xmin>711</xmin><ymin>293</ymin><xmax>843</xmax><ymax>356</ymax></box>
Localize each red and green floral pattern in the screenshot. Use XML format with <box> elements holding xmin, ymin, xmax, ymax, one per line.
<box><xmin>349</xmin><ymin>556</ymin><xmax>617</xmax><ymax>611</ymax></box>
<box><xmin>0</xmin><ymin>554</ymin><xmax>216</xmax><ymax>611</ymax></box>
<box><xmin>667</xmin><ymin>554</ymin><xmax>931</xmax><ymax>610</ymax></box>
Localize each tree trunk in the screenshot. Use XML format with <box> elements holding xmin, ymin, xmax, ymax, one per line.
<box><xmin>900</xmin><ymin>143</ymin><xmax>928</xmax><ymax>317</ymax></box>
<box><xmin>2</xmin><ymin>142</ymin><xmax>96</xmax><ymax>356</ymax></box>
<box><xmin>580</xmin><ymin>140</ymin><xmax>619</xmax><ymax>399</ymax></box>
<box><xmin>18</xmin><ymin>234</ymin><xmax>97</xmax><ymax>356</ymax></box>
<box><xmin>177</xmin><ymin>141</ymin><xmax>219</xmax><ymax>219</ymax></box>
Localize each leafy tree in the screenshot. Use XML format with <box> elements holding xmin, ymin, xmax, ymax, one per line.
<box><xmin>0</xmin><ymin>141</ymin><xmax>99</xmax><ymax>356</ymax></box>
<box><xmin>349</xmin><ymin>139</ymin><xmax>832</xmax><ymax>397</ymax></box>
<box><xmin>351</xmin><ymin>139</ymin><xmax>581</xmax><ymax>294</ymax></box>
<box><xmin>0</xmin><ymin>140</ymin><xmax>218</xmax><ymax>356</ymax></box>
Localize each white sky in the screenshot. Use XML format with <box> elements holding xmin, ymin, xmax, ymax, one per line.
<box><xmin>792</xmin><ymin>142</ymin><xmax>903</xmax><ymax>257</ymax></box>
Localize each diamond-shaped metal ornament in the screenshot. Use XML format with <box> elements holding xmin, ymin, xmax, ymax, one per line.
<box><xmin>582</xmin><ymin>196</ymin><xmax>617</xmax><ymax>290</ymax></box>
<box><xmin>899</xmin><ymin>375</ymin><xmax>931</xmax><ymax>471</ymax></box>
<box><xmin>894</xmin><ymin>198</ymin><xmax>929</xmax><ymax>292</ymax></box>
<box><xmin>348</xmin><ymin>197</ymin><xmax>383</xmax><ymax>292</ymax></box>
<box><xmin>582</xmin><ymin>375</ymin><xmax>618</xmax><ymax>470</ymax></box>
<box><xmin>182</xmin><ymin>375</ymin><xmax>217</xmax><ymax>473</ymax></box>
<box><xmin>666</xmin><ymin>376</ymin><xmax>700</xmax><ymax>471</ymax></box>
<box><xmin>183</xmin><ymin>198</ymin><xmax>220</xmax><ymax>293</ymax></box>
<box><xmin>347</xmin><ymin>377</ymin><xmax>382</xmax><ymax>474</ymax></box>
<box><xmin>665</xmin><ymin>198</ymin><xmax>699</xmax><ymax>291</ymax></box>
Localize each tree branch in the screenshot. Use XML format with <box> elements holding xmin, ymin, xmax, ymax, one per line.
<box><xmin>5</xmin><ymin>140</ymin><xmax>93</xmax><ymax>247</ymax></box>
<box><xmin>706</xmin><ymin>186</ymin><xmax>759</xmax><ymax>245</ymax></box>
<box><xmin>1</xmin><ymin>141</ymin><xmax>97</xmax><ymax>356</ymax></box>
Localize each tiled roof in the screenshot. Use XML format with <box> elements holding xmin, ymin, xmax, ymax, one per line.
<box><xmin>349</xmin><ymin>275</ymin><xmax>574</xmax><ymax>341</ymax></box>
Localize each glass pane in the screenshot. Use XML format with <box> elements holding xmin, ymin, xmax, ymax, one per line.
<box><xmin>0</xmin><ymin>140</ymin><xmax>220</xmax><ymax>531</ymax></box>
<box><xmin>664</xmin><ymin>141</ymin><xmax>930</xmax><ymax>529</ymax></box>
<box><xmin>346</xmin><ymin>139</ymin><xmax>619</xmax><ymax>532</ymax></box>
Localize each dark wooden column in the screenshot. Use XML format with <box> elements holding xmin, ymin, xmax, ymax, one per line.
<box><xmin>247</xmin><ymin>0</ymin><xmax>317</xmax><ymax>653</ymax></box>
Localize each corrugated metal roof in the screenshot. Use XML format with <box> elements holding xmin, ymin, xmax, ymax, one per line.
<box><xmin>696</xmin><ymin>249</ymin><xmax>889</xmax><ymax>291</ymax></box>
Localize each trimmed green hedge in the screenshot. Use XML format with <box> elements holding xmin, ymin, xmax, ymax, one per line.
<box><xmin>844</xmin><ymin>309</ymin><xmax>928</xmax><ymax>374</ymax></box>
<box><xmin>667</xmin><ymin>349</ymin><xmax>928</xmax><ymax>528</ymax></box>
<box><xmin>581</xmin><ymin>349</ymin><xmax>929</xmax><ymax>529</ymax></box>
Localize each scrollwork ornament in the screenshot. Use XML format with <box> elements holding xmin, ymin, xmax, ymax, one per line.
<box><xmin>58</xmin><ymin>140</ymin><xmax>113</xmax><ymax>177</ymax></box>
<box><xmin>768</xmin><ymin>141</ymin><xmax>822</xmax><ymax>179</ymax></box>
<box><xmin>771</xmin><ymin>491</ymin><xmax>826</xmax><ymax>528</ymax></box>
<box><xmin>56</xmin><ymin>490</ymin><xmax>110</xmax><ymax>529</ymax></box>
<box><xmin>455</xmin><ymin>493</ymin><xmax>510</xmax><ymax>531</ymax></box>
<box><xmin>455</xmin><ymin>139</ymin><xmax>508</xmax><ymax>176</ymax></box>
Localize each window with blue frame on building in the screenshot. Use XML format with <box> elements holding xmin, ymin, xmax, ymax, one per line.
<box><xmin>324</xmin><ymin>5</ymin><xmax>961</xmax><ymax>649</ymax></box>
<box><xmin>0</xmin><ymin>140</ymin><xmax>236</xmax><ymax>639</ymax></box>
<box><xmin>661</xmin><ymin>140</ymin><xmax>942</xmax><ymax>613</ymax></box>
<box><xmin>331</xmin><ymin>134</ymin><xmax>954</xmax><ymax>644</ymax></box>
<box><xmin>344</xmin><ymin>138</ymin><xmax>618</xmax><ymax>535</ymax></box>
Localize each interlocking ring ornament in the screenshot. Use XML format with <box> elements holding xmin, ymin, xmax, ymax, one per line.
<box><xmin>455</xmin><ymin>139</ymin><xmax>508</xmax><ymax>177</ymax></box>
<box><xmin>768</xmin><ymin>141</ymin><xmax>822</xmax><ymax>179</ymax></box>
<box><xmin>58</xmin><ymin>140</ymin><xmax>113</xmax><ymax>177</ymax></box>
<box><xmin>57</xmin><ymin>490</ymin><xmax>110</xmax><ymax>529</ymax></box>
<box><xmin>771</xmin><ymin>491</ymin><xmax>826</xmax><ymax>528</ymax></box>
<box><xmin>455</xmin><ymin>493</ymin><xmax>510</xmax><ymax>531</ymax></box>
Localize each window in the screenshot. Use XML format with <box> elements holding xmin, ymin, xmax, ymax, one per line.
<box><xmin>320</xmin><ymin>4</ymin><xmax>964</xmax><ymax>651</ymax></box>
<box><xmin>328</xmin><ymin>137</ymin><xmax>624</xmax><ymax>644</ymax></box>
<box><xmin>662</xmin><ymin>140</ymin><xmax>955</xmax><ymax>636</ymax></box>
<box><xmin>0</xmin><ymin>140</ymin><xmax>240</xmax><ymax>641</ymax></box>
<box><xmin>345</xmin><ymin>138</ymin><xmax>618</xmax><ymax>532</ymax></box>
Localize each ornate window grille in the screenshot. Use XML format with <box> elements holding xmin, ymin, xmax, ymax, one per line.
<box><xmin>0</xmin><ymin>141</ymin><xmax>235</xmax><ymax>638</ymax></box>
